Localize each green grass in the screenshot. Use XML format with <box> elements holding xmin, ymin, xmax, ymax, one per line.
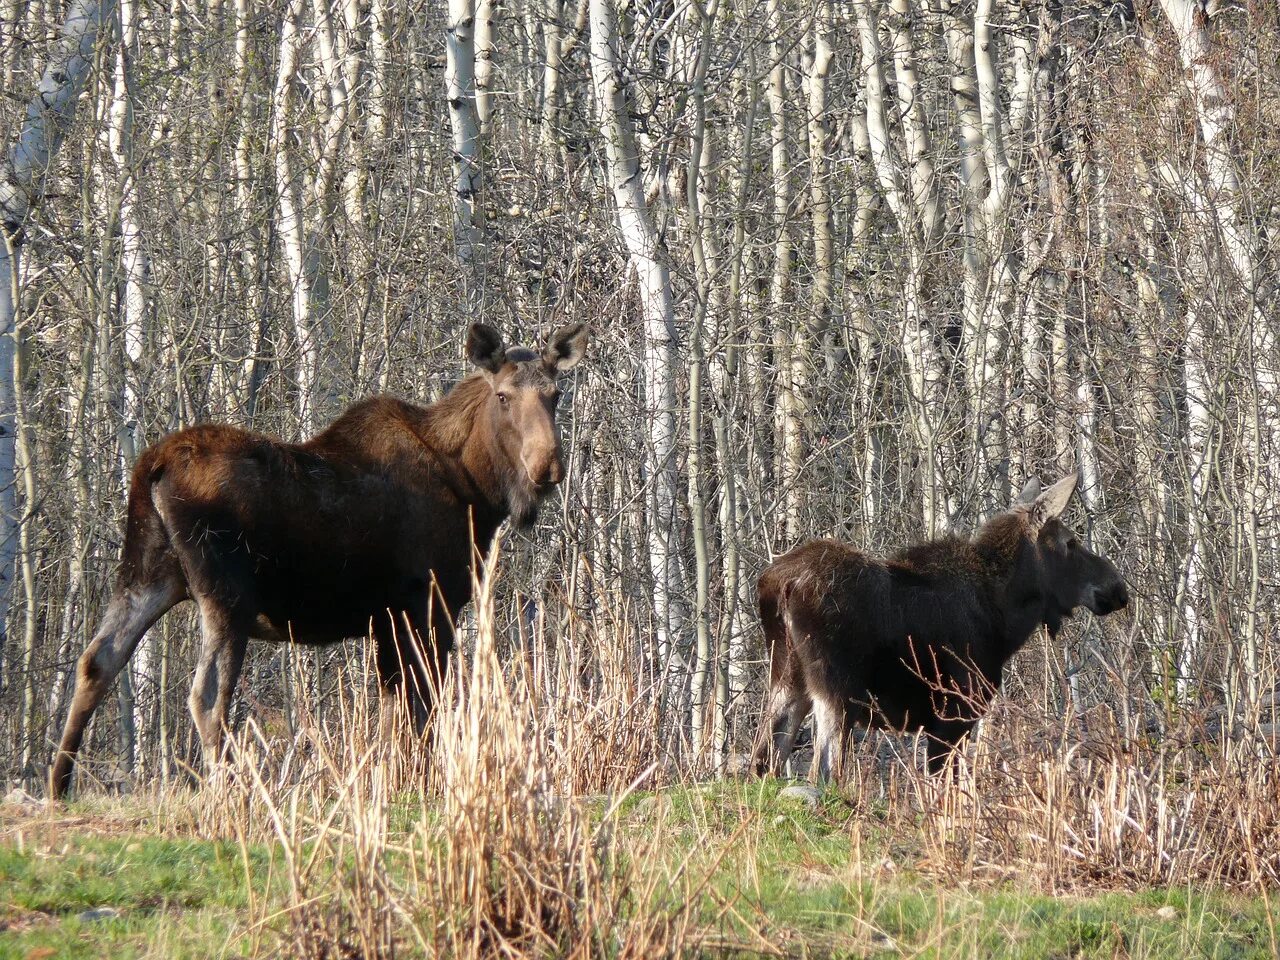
<box><xmin>613</xmin><ymin>781</ymin><xmax>1280</xmax><ymax>958</ymax></box>
<box><xmin>0</xmin><ymin>822</ymin><xmax>273</xmax><ymax>959</ymax></box>
<box><xmin>2</xmin><ymin>785</ymin><xmax>1277</xmax><ymax>958</ymax></box>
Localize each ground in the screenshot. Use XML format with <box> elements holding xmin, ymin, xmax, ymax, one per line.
<box><xmin>0</xmin><ymin>783</ymin><xmax>1276</xmax><ymax>959</ymax></box>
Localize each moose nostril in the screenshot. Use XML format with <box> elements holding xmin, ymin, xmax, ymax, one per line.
<box><xmin>524</xmin><ymin>456</ymin><xmax>562</xmax><ymax>489</ymax></box>
<box><xmin>1095</xmin><ymin>581</ymin><xmax>1129</xmax><ymax>614</ymax></box>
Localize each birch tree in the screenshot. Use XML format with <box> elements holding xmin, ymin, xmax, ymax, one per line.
<box><xmin>1158</xmin><ymin>0</ymin><xmax>1273</xmax><ymax>705</ymax></box>
<box><xmin>447</xmin><ymin>0</ymin><xmax>485</xmax><ymax>305</ymax></box>
<box><xmin>0</xmin><ymin>0</ymin><xmax>112</xmax><ymax>676</ymax></box>
<box><xmin>588</xmin><ymin>0</ymin><xmax>686</xmax><ymax>695</ymax></box>
<box><xmin>854</xmin><ymin>0</ymin><xmax>950</xmax><ymax>534</ymax></box>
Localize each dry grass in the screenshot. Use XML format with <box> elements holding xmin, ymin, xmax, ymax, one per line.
<box><xmin>180</xmin><ymin>550</ymin><xmax>715</xmax><ymax>959</ymax></box>
<box><xmin>50</xmin><ymin>551</ymin><xmax>1275</xmax><ymax>958</ymax></box>
<box><xmin>831</xmin><ymin>702</ymin><xmax>1280</xmax><ymax>896</ymax></box>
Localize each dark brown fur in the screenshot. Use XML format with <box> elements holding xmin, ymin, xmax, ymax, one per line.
<box><xmin>751</xmin><ymin>475</ymin><xmax>1129</xmax><ymax>780</ymax></box>
<box><xmin>50</xmin><ymin>322</ymin><xmax>588</xmax><ymax>799</ymax></box>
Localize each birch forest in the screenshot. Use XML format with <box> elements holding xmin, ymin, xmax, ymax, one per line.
<box><xmin>0</xmin><ymin>0</ymin><xmax>1277</xmax><ymax>790</ymax></box>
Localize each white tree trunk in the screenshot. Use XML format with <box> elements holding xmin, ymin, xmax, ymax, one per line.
<box><xmin>887</xmin><ymin>0</ymin><xmax>941</xmax><ymax>243</ymax></box>
<box><xmin>854</xmin><ymin>0</ymin><xmax>949</xmax><ymax>534</ymax></box>
<box><xmin>0</xmin><ymin>0</ymin><xmax>112</xmax><ymax>677</ymax></box>
<box><xmin>1160</xmin><ymin>0</ymin><xmax>1273</xmax><ymax>701</ymax></box>
<box><xmin>589</xmin><ymin>0</ymin><xmax>685</xmax><ymax>693</ymax></box>
<box><xmin>765</xmin><ymin>0</ymin><xmax>798</xmax><ymax>542</ymax></box>
<box><xmin>969</xmin><ymin>0</ymin><xmax>1017</xmax><ymax>511</ymax></box>
<box><xmin>109</xmin><ymin>0</ymin><xmax>155</xmax><ymax>775</ymax></box>
<box><xmin>271</xmin><ymin>0</ymin><xmax>339</xmax><ymax>433</ymax></box>
<box><xmin>1178</xmin><ymin>302</ymin><xmax>1212</xmax><ymax>696</ymax></box>
<box><xmin>447</xmin><ymin>0</ymin><xmax>485</xmax><ymax>302</ymax></box>
<box><xmin>475</xmin><ymin>0</ymin><xmax>497</xmax><ymax>134</ymax></box>
<box><xmin>540</xmin><ymin>0</ymin><xmax>565</xmax><ymax>163</ymax></box>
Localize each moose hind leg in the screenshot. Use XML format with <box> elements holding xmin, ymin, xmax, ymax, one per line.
<box><xmin>812</xmin><ymin>696</ymin><xmax>847</xmax><ymax>784</ymax></box>
<box><xmin>752</xmin><ymin>683</ymin><xmax>813</xmax><ymax>778</ymax></box>
<box><xmin>50</xmin><ymin>579</ymin><xmax>184</xmax><ymax>800</ymax></box>
<box><xmin>189</xmin><ymin>599</ymin><xmax>251</xmax><ymax>780</ymax></box>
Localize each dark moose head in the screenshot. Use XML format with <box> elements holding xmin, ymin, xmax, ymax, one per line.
<box><xmin>1011</xmin><ymin>474</ymin><xmax>1129</xmax><ymax>636</ymax></box>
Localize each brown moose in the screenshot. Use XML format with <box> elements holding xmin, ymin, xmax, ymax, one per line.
<box><xmin>752</xmin><ymin>474</ymin><xmax>1129</xmax><ymax>781</ymax></box>
<box><xmin>50</xmin><ymin>322</ymin><xmax>588</xmax><ymax>799</ymax></box>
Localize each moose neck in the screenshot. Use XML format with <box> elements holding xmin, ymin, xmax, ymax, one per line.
<box><xmin>973</xmin><ymin>514</ymin><xmax>1052</xmax><ymax>661</ymax></box>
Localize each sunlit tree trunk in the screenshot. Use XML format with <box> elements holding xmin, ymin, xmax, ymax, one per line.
<box><xmin>474</xmin><ymin>0</ymin><xmax>496</xmax><ymax>134</ymax></box>
<box><xmin>855</xmin><ymin>0</ymin><xmax>949</xmax><ymax>534</ymax></box>
<box><xmin>273</xmin><ymin>0</ymin><xmax>326</xmax><ymax>432</ymax></box>
<box><xmin>108</xmin><ymin>0</ymin><xmax>157</xmax><ymax>776</ymax></box>
<box><xmin>0</xmin><ymin>0</ymin><xmax>112</xmax><ymax>680</ymax></box>
<box><xmin>1159</xmin><ymin>0</ymin><xmax>1271</xmax><ymax>705</ymax></box>
<box><xmin>589</xmin><ymin>0</ymin><xmax>686</xmax><ymax>699</ymax></box>
<box><xmin>447</xmin><ymin>0</ymin><xmax>485</xmax><ymax>305</ymax></box>
<box><xmin>684</xmin><ymin>0</ymin><xmax>716</xmax><ymax>766</ymax></box>
<box><xmin>766</xmin><ymin>0</ymin><xmax>797</xmax><ymax>542</ymax></box>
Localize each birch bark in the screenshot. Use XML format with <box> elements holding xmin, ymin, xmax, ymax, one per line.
<box><xmin>447</xmin><ymin>0</ymin><xmax>485</xmax><ymax>306</ymax></box>
<box><xmin>272</xmin><ymin>0</ymin><xmax>329</xmax><ymax>433</ymax></box>
<box><xmin>1159</xmin><ymin>0</ymin><xmax>1272</xmax><ymax>701</ymax></box>
<box><xmin>0</xmin><ymin>0</ymin><xmax>112</xmax><ymax>675</ymax></box>
<box><xmin>854</xmin><ymin>0</ymin><xmax>950</xmax><ymax>534</ymax></box>
<box><xmin>107</xmin><ymin>0</ymin><xmax>159</xmax><ymax>775</ymax></box>
<box><xmin>588</xmin><ymin>0</ymin><xmax>685</xmax><ymax>695</ymax></box>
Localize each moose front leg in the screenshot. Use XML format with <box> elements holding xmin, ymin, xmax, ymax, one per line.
<box><xmin>374</xmin><ymin>597</ymin><xmax>453</xmax><ymax>739</ymax></box>
<box><xmin>924</xmin><ymin>718</ymin><xmax>977</xmax><ymax>775</ymax></box>
<box><xmin>51</xmin><ymin>579</ymin><xmax>184</xmax><ymax>800</ymax></box>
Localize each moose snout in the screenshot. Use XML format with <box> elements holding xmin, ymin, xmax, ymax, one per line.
<box><xmin>1089</xmin><ymin>580</ymin><xmax>1129</xmax><ymax>616</ymax></box>
<box><xmin>523</xmin><ymin>451</ymin><xmax>564</xmax><ymax>489</ymax></box>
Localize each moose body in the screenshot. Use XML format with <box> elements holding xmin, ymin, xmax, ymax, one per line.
<box><xmin>752</xmin><ymin>475</ymin><xmax>1129</xmax><ymax>780</ymax></box>
<box><xmin>50</xmin><ymin>322</ymin><xmax>588</xmax><ymax>799</ymax></box>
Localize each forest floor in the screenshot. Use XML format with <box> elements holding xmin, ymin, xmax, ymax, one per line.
<box><xmin>0</xmin><ymin>780</ymin><xmax>1276</xmax><ymax>959</ymax></box>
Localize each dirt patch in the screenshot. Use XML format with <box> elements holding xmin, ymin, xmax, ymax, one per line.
<box><xmin>0</xmin><ymin>804</ymin><xmax>150</xmax><ymax>847</ymax></box>
<box><xmin>0</xmin><ymin>902</ymin><xmax>57</xmax><ymax>934</ymax></box>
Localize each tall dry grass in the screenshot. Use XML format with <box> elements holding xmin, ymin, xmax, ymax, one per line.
<box><xmin>140</xmin><ymin>545</ymin><xmax>1279</xmax><ymax>957</ymax></box>
<box><xmin>832</xmin><ymin>691</ymin><xmax>1280</xmax><ymax>894</ymax></box>
<box><xmin>188</xmin><ymin>548</ymin><xmax>713</xmax><ymax>959</ymax></box>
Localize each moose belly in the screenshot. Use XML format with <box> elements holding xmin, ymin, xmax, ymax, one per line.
<box><xmin>250</xmin><ymin>564</ymin><xmax>443</xmax><ymax>646</ymax></box>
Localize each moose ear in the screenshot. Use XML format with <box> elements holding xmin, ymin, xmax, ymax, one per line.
<box><xmin>543</xmin><ymin>322</ymin><xmax>589</xmax><ymax>374</ymax></box>
<box><xmin>1014</xmin><ymin>477</ymin><xmax>1042</xmax><ymax>506</ymax></box>
<box><xmin>466</xmin><ymin>323</ymin><xmax>506</xmax><ymax>374</ymax></box>
<box><xmin>1028</xmin><ymin>473</ymin><xmax>1078</xmax><ymax>532</ymax></box>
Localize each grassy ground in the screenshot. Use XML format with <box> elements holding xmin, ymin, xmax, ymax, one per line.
<box><xmin>2</xmin><ymin>782</ymin><xmax>1276</xmax><ymax>959</ymax></box>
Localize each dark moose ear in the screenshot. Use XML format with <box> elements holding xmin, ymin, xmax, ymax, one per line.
<box><xmin>466</xmin><ymin>323</ymin><xmax>506</xmax><ymax>374</ymax></box>
<box><xmin>543</xmin><ymin>322</ymin><xmax>589</xmax><ymax>374</ymax></box>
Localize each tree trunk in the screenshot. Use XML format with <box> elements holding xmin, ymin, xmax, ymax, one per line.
<box><xmin>0</xmin><ymin>0</ymin><xmax>113</xmax><ymax>680</ymax></box>
<box><xmin>446</xmin><ymin>0</ymin><xmax>485</xmax><ymax>306</ymax></box>
<box><xmin>588</xmin><ymin>0</ymin><xmax>686</xmax><ymax>708</ymax></box>
<box><xmin>854</xmin><ymin>0</ymin><xmax>949</xmax><ymax>534</ymax></box>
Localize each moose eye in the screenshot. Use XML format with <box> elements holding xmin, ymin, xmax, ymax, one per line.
<box><xmin>496</xmin><ymin>392</ymin><xmax>509</xmax><ymax>406</ymax></box>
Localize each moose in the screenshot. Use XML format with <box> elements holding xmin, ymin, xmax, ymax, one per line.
<box><xmin>50</xmin><ymin>322</ymin><xmax>589</xmax><ymax>800</ymax></box>
<box><xmin>752</xmin><ymin>474</ymin><xmax>1129</xmax><ymax>781</ymax></box>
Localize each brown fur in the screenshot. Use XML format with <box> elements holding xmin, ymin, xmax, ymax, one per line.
<box><xmin>49</xmin><ymin>322</ymin><xmax>589</xmax><ymax>799</ymax></box>
<box><xmin>751</xmin><ymin>475</ymin><xmax>1129</xmax><ymax>780</ymax></box>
